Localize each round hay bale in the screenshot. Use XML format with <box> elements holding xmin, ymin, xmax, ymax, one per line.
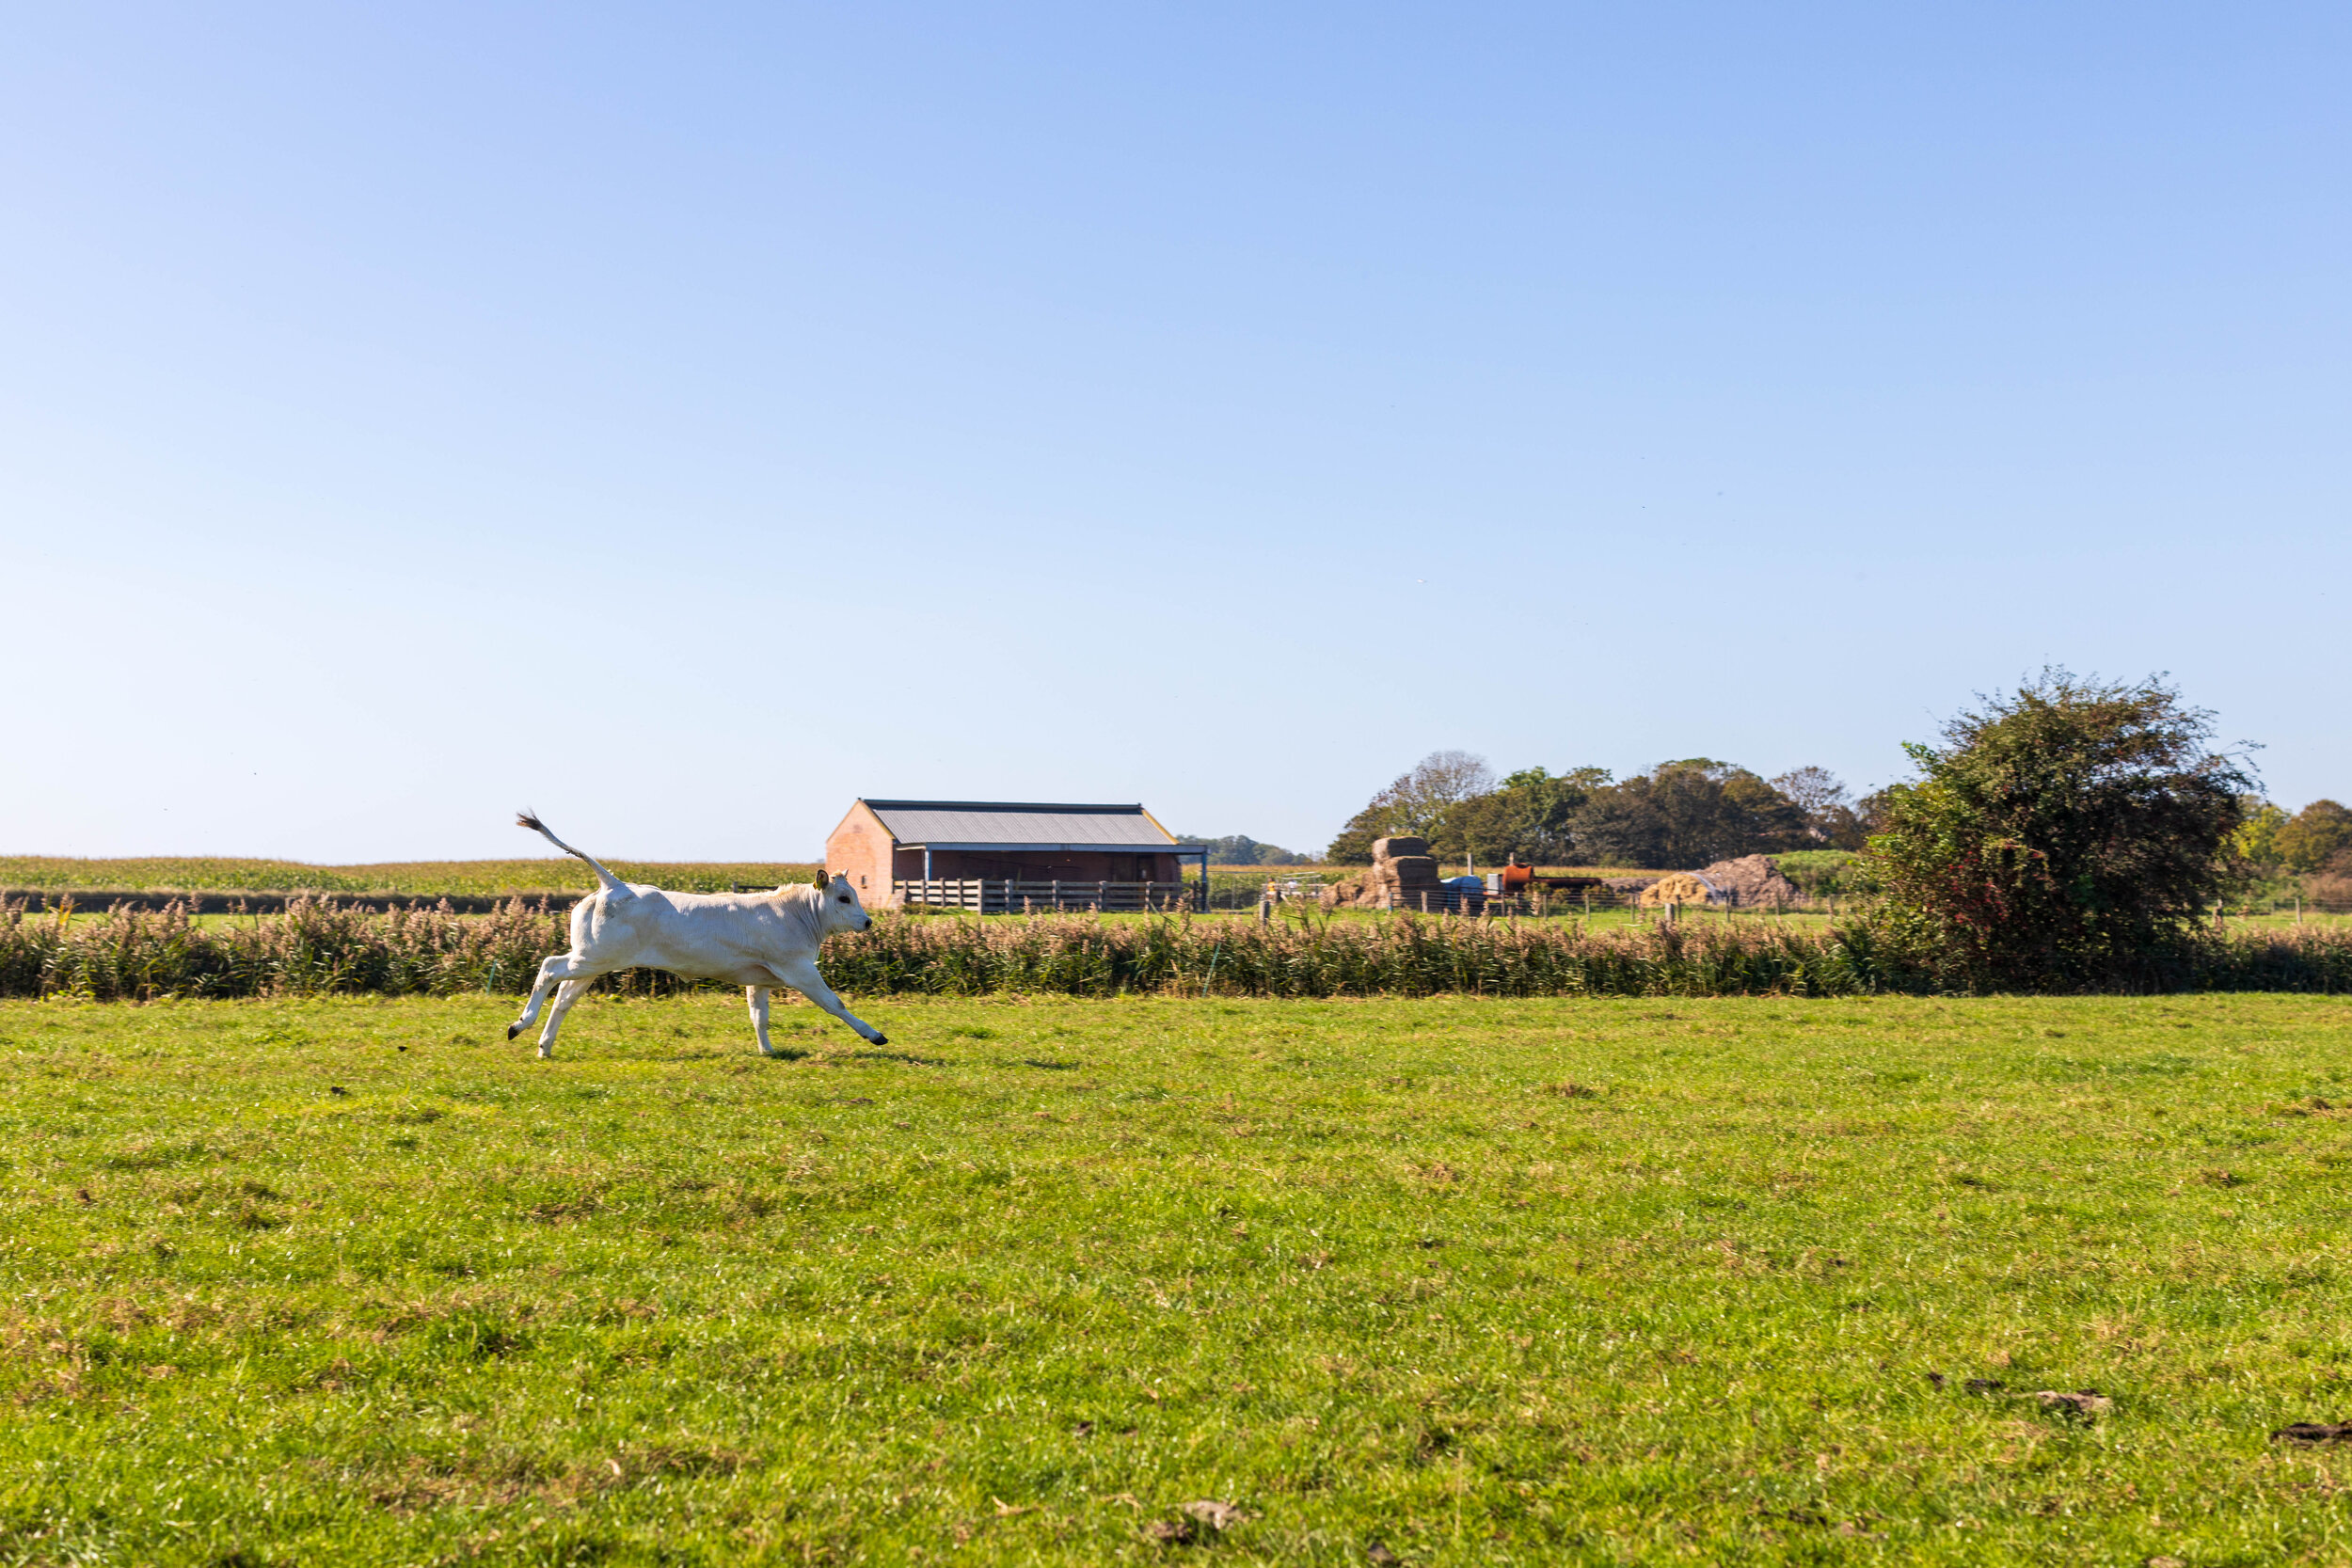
<box><xmin>1639</xmin><ymin>872</ymin><xmax>1713</xmax><ymax>908</ymax></box>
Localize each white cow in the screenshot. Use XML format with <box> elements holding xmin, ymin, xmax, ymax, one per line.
<box><xmin>504</xmin><ymin>813</ymin><xmax>886</xmax><ymax>1058</ymax></box>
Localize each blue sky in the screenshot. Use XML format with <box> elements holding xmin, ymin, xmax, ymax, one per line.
<box><xmin>5</xmin><ymin>3</ymin><xmax>2345</xmax><ymax>862</ymax></box>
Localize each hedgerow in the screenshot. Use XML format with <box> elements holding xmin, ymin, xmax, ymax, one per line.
<box><xmin>4</xmin><ymin>899</ymin><xmax>2346</xmax><ymax>1003</ymax></box>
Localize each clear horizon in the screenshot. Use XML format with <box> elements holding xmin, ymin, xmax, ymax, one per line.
<box><xmin>6</xmin><ymin>3</ymin><xmax>2345</xmax><ymax>861</ymax></box>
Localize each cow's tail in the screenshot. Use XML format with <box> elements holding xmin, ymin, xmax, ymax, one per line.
<box><xmin>516</xmin><ymin>811</ymin><xmax>631</xmax><ymax>898</ymax></box>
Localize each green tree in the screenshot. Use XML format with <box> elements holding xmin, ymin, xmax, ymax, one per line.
<box><xmin>1323</xmin><ymin>801</ymin><xmax>1390</xmax><ymax>865</ymax></box>
<box><xmin>1863</xmin><ymin>671</ymin><xmax>2252</xmax><ymax>990</ymax></box>
<box><xmin>1568</xmin><ymin>760</ymin><xmax>1804</xmax><ymax>867</ymax></box>
<box><xmin>1772</xmin><ymin>766</ymin><xmax>1872</xmax><ymax>849</ymax></box>
<box><xmin>1323</xmin><ymin>751</ymin><xmax>1495</xmax><ymax>863</ymax></box>
<box><xmin>2276</xmin><ymin>800</ymin><xmax>2352</xmax><ymax>875</ymax></box>
<box><xmin>1380</xmin><ymin>751</ymin><xmax>1496</xmax><ymax>840</ymax></box>
<box><xmin>2230</xmin><ymin>801</ymin><xmax>2290</xmax><ymax>872</ymax></box>
<box><xmin>1450</xmin><ymin>766</ymin><xmax>1611</xmax><ymax>866</ymax></box>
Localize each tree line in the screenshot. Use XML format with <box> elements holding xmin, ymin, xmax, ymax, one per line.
<box><xmin>1325</xmin><ymin>753</ymin><xmax>1884</xmax><ymax>867</ymax></box>
<box><xmin>1173</xmin><ymin>833</ymin><xmax>1315</xmax><ymax>866</ymax></box>
<box><xmin>2233</xmin><ymin>798</ymin><xmax>2352</xmax><ymax>879</ymax></box>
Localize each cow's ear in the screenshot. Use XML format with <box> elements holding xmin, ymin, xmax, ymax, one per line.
<box><xmin>814</xmin><ymin>869</ymin><xmax>830</xmax><ymax>889</ymax></box>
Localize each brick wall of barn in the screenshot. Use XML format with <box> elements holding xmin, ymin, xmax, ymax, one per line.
<box><xmin>824</xmin><ymin>804</ymin><xmax>897</xmax><ymax>900</ymax></box>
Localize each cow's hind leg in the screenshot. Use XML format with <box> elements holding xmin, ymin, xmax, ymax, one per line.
<box><xmin>508</xmin><ymin>955</ymin><xmax>576</xmax><ymax>1040</ymax></box>
<box><xmin>536</xmin><ymin>976</ymin><xmax>596</xmax><ymax>1059</ymax></box>
<box><xmin>746</xmin><ymin>985</ymin><xmax>783</xmax><ymax>1056</ymax></box>
<box><xmin>769</xmin><ymin>958</ymin><xmax>886</xmax><ymax>1046</ymax></box>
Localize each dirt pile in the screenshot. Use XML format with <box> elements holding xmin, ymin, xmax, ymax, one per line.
<box><xmin>1696</xmin><ymin>855</ymin><xmax>1804</xmax><ymax>908</ymax></box>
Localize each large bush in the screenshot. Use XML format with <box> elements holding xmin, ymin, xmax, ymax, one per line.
<box><xmin>1862</xmin><ymin>672</ymin><xmax>2252</xmax><ymax>990</ymax></box>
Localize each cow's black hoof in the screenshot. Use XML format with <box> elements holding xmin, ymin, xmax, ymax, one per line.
<box><xmin>506</xmin><ymin>1024</ymin><xmax>520</xmax><ymax>1041</ymax></box>
<box><xmin>871</xmin><ymin>1034</ymin><xmax>889</xmax><ymax>1046</ymax></box>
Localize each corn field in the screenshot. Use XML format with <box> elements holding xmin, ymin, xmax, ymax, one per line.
<box><xmin>6</xmin><ymin>898</ymin><xmax>2351</xmax><ymax>1003</ymax></box>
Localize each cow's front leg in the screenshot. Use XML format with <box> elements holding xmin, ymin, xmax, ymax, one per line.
<box><xmin>769</xmin><ymin>959</ymin><xmax>887</xmax><ymax>1046</ymax></box>
<box><xmin>745</xmin><ymin>985</ymin><xmax>783</xmax><ymax>1056</ymax></box>
<box><xmin>537</xmin><ymin>976</ymin><xmax>595</xmax><ymax>1058</ymax></box>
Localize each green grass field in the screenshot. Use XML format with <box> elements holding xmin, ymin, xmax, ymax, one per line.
<box><xmin>6</xmin><ymin>992</ymin><xmax>2352</xmax><ymax>1564</ymax></box>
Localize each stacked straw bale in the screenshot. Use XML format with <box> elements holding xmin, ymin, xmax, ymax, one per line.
<box><xmin>1322</xmin><ymin>836</ymin><xmax>1448</xmax><ymax>910</ymax></box>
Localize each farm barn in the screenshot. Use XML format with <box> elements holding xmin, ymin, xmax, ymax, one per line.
<box><xmin>825</xmin><ymin>799</ymin><xmax>1208</xmax><ymax>912</ymax></box>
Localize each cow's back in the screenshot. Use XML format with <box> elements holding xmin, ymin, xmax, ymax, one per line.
<box><xmin>620</xmin><ymin>887</ymin><xmax>821</xmax><ymax>965</ymax></box>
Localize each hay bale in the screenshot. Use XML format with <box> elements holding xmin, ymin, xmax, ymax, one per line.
<box><xmin>1372</xmin><ymin>837</ymin><xmax>1430</xmax><ymax>862</ymax></box>
<box><xmin>1638</xmin><ymin>872</ymin><xmax>1715</xmax><ymax>908</ymax></box>
<box><xmin>1382</xmin><ymin>855</ymin><xmax>1440</xmax><ymax>887</ymax></box>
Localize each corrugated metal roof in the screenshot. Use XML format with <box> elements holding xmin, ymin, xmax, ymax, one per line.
<box><xmin>862</xmin><ymin>800</ymin><xmax>1179</xmax><ymax>848</ymax></box>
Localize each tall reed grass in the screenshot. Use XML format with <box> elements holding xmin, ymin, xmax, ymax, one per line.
<box><xmin>5</xmin><ymin>900</ymin><xmax>2349</xmax><ymax>1003</ymax></box>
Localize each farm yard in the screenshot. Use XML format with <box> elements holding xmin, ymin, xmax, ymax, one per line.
<box><xmin>6</xmin><ymin>991</ymin><xmax>2352</xmax><ymax>1565</ymax></box>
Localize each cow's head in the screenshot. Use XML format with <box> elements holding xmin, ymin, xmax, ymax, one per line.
<box><xmin>812</xmin><ymin>868</ymin><xmax>872</xmax><ymax>933</ymax></box>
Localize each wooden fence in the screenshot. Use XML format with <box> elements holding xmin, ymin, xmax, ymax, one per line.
<box><xmin>1260</xmin><ymin>883</ymin><xmax>1803</xmax><ymax>917</ymax></box>
<box><xmin>893</xmin><ymin>879</ymin><xmax>1203</xmax><ymax>914</ymax></box>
